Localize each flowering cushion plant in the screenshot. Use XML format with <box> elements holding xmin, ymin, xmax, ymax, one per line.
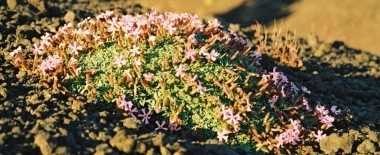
<box><xmin>9</xmin><ymin>9</ymin><xmax>341</xmax><ymax>154</ymax></box>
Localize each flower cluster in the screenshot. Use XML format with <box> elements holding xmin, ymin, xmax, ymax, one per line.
<box><xmin>315</xmin><ymin>104</ymin><xmax>338</xmax><ymax>129</ymax></box>
<box><xmin>275</xmin><ymin>119</ymin><xmax>302</xmax><ymax>149</ymax></box>
<box><xmin>39</xmin><ymin>55</ymin><xmax>62</xmax><ymax>75</ymax></box>
<box><xmin>9</xmin><ymin>9</ymin><xmax>341</xmax><ymax>154</ymax></box>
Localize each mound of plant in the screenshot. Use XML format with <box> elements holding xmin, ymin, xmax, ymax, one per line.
<box><xmin>9</xmin><ymin>9</ymin><xmax>341</xmax><ymax>154</ymax></box>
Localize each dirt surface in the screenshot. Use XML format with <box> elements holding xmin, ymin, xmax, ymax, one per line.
<box><xmin>140</xmin><ymin>0</ymin><xmax>380</xmax><ymax>56</ymax></box>
<box><xmin>0</xmin><ymin>0</ymin><xmax>380</xmax><ymax>155</ymax></box>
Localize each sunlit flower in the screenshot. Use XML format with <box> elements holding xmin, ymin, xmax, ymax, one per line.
<box><xmin>218</xmin><ymin>105</ymin><xmax>233</xmax><ymax>120</ymax></box>
<box><xmin>196</xmin><ymin>81</ymin><xmax>206</xmax><ymax>94</ymax></box>
<box><xmin>30</xmin><ymin>43</ymin><xmax>43</xmax><ymax>55</ymax></box>
<box><xmin>68</xmin><ymin>41</ymin><xmax>83</xmax><ymax>56</ymax></box>
<box><xmin>203</xmin><ymin>49</ymin><xmax>219</xmax><ymax>61</ymax></box>
<box><xmin>41</xmin><ymin>32</ymin><xmax>52</xmax><ymax>46</ymax></box>
<box><xmin>245</xmin><ymin>98</ymin><xmax>253</xmax><ymax>112</ymax></box>
<box><xmin>174</xmin><ymin>64</ymin><xmax>186</xmax><ymax>78</ymax></box>
<box><xmin>134</xmin><ymin>58</ymin><xmax>142</xmax><ymax>67</ymax></box>
<box><xmin>143</xmin><ymin>72</ymin><xmax>154</xmax><ymax>82</ymax></box>
<box><xmin>313</xmin><ymin>130</ymin><xmax>326</xmax><ymax>142</ymax></box>
<box><xmin>10</xmin><ymin>46</ymin><xmax>22</xmax><ymax>57</ymax></box>
<box><xmin>129</xmin><ymin>45</ymin><xmax>141</xmax><ymax>56</ymax></box>
<box><xmin>227</xmin><ymin>113</ymin><xmax>241</xmax><ymax>125</ymax></box>
<box><xmin>217</xmin><ymin>128</ymin><xmax>229</xmax><ymax>142</ymax></box>
<box><xmin>184</xmin><ymin>48</ymin><xmax>197</xmax><ymax>61</ymax></box>
<box><xmin>113</xmin><ymin>54</ymin><xmax>127</xmax><ymax>68</ymax></box>
<box><xmin>39</xmin><ymin>55</ymin><xmax>62</xmax><ymax>74</ymax></box>
<box><xmin>188</xmin><ymin>34</ymin><xmax>198</xmax><ymax>44</ymax></box>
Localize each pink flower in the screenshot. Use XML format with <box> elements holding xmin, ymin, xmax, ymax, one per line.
<box><xmin>268</xmin><ymin>95</ymin><xmax>278</xmax><ymax>108</ymax></box>
<box><xmin>203</xmin><ymin>49</ymin><xmax>219</xmax><ymax>61</ymax></box>
<box><xmin>128</xmin><ymin>107</ymin><xmax>139</xmax><ymax>118</ymax></box>
<box><xmin>107</xmin><ymin>17</ymin><xmax>120</xmax><ymax>35</ymax></box>
<box><xmin>268</xmin><ymin>67</ymin><xmax>288</xmax><ymax>85</ymax></box>
<box><xmin>118</xmin><ymin>95</ymin><xmax>133</xmax><ymax>111</ymax></box>
<box><xmin>281</xmin><ymin>85</ymin><xmax>286</xmax><ymax>97</ymax></box>
<box><xmin>30</xmin><ymin>43</ymin><xmax>43</xmax><ymax>55</ymax></box>
<box><xmin>318</xmin><ymin>115</ymin><xmax>334</xmax><ymax>128</ymax></box>
<box><xmin>315</xmin><ymin>104</ymin><xmax>335</xmax><ymax>128</ymax></box>
<box><xmin>330</xmin><ymin>105</ymin><xmax>341</xmax><ymax>115</ymax></box>
<box><xmin>280</xmin><ymin>74</ymin><xmax>289</xmax><ymax>84</ymax></box>
<box><xmin>131</xmin><ymin>28</ymin><xmax>142</xmax><ymax>40</ymax></box>
<box><xmin>174</xmin><ymin>64</ymin><xmax>186</xmax><ymax>78</ymax></box>
<box><xmin>313</xmin><ymin>130</ymin><xmax>326</xmax><ymax>142</ymax></box>
<box><xmin>275</xmin><ymin>124</ymin><xmax>301</xmax><ymax>148</ymax></box>
<box><xmin>41</xmin><ymin>32</ymin><xmax>52</xmax><ymax>46</ymax></box>
<box><xmin>302</xmin><ymin>97</ymin><xmax>311</xmax><ymax>111</ymax></box>
<box><xmin>290</xmin><ymin>82</ymin><xmax>299</xmax><ymax>93</ymax></box>
<box><xmin>73</xmin><ymin>28</ymin><xmax>84</xmax><ymax>35</ymax></box>
<box><xmin>286</xmin><ymin>129</ymin><xmax>300</xmax><ymax>145</ymax></box>
<box><xmin>315</xmin><ymin>105</ymin><xmax>329</xmax><ymax>115</ymax></box>
<box><xmin>129</xmin><ymin>45</ymin><xmax>141</xmax><ymax>56</ymax></box>
<box><xmin>138</xmin><ymin>108</ymin><xmax>153</xmax><ymax>124</ymax></box>
<box><xmin>93</xmin><ymin>34</ymin><xmax>103</xmax><ymax>45</ymax></box>
<box><xmin>196</xmin><ymin>81</ymin><xmax>206</xmax><ymax>94</ymax></box>
<box><xmin>227</xmin><ymin>113</ymin><xmax>241</xmax><ymax>125</ymax></box>
<box><xmin>10</xmin><ymin>46</ymin><xmax>22</xmax><ymax>57</ymax></box>
<box><xmin>188</xmin><ymin>34</ymin><xmax>198</xmax><ymax>44</ymax></box>
<box><xmin>38</xmin><ymin>55</ymin><xmax>62</xmax><ymax>75</ymax></box>
<box><xmin>168</xmin><ymin>121</ymin><xmax>181</xmax><ymax>132</ymax></box>
<box><xmin>118</xmin><ymin>95</ymin><xmax>138</xmax><ymax>118</ymax></box>
<box><xmin>275</xmin><ymin>119</ymin><xmax>302</xmax><ymax>148</ymax></box>
<box><xmin>275</xmin><ymin>134</ymin><xmax>285</xmax><ymax>149</ymax></box>
<box><xmin>245</xmin><ymin>98</ymin><xmax>253</xmax><ymax>112</ymax></box>
<box><xmin>68</xmin><ymin>41</ymin><xmax>83</xmax><ymax>56</ymax></box>
<box><xmin>97</xmin><ymin>10</ymin><xmax>113</xmax><ymax>20</ymax></box>
<box><xmin>59</xmin><ymin>23</ymin><xmax>72</xmax><ymax>33</ymax></box>
<box><xmin>123</xmin><ymin>69</ymin><xmax>133</xmax><ymax>79</ymax></box>
<box><xmin>75</xmin><ymin>67</ymin><xmax>81</xmax><ymax>76</ymax></box>
<box><xmin>218</xmin><ymin>105</ymin><xmax>233</xmax><ymax>120</ymax></box>
<box><xmin>113</xmin><ymin>54</ymin><xmax>127</xmax><ymax>68</ymax></box>
<box><xmin>217</xmin><ymin>128</ymin><xmax>229</xmax><ymax>142</ymax></box>
<box><xmin>252</xmin><ymin>50</ymin><xmax>262</xmax><ymax>65</ymax></box>
<box><xmin>290</xmin><ymin>119</ymin><xmax>301</xmax><ymax>129</ymax></box>
<box><xmin>155</xmin><ymin>121</ymin><xmax>168</xmax><ymax>131</ymax></box>
<box><xmin>82</xmin><ymin>28</ymin><xmax>90</xmax><ymax>35</ymax></box>
<box><xmin>143</xmin><ymin>72</ymin><xmax>154</xmax><ymax>82</ymax></box>
<box><xmin>136</xmin><ymin>18</ymin><xmax>148</xmax><ymax>27</ymax></box>
<box><xmin>184</xmin><ymin>48</ymin><xmax>197</xmax><ymax>61</ymax></box>
<box><xmin>301</xmin><ymin>86</ymin><xmax>311</xmax><ymax>94</ymax></box>
<box><xmin>208</xmin><ymin>19</ymin><xmax>222</xmax><ymax>28</ymax></box>
<box><xmin>162</xmin><ymin>21</ymin><xmax>176</xmax><ymax>35</ymax></box>
<box><xmin>134</xmin><ymin>58</ymin><xmax>142</xmax><ymax>67</ymax></box>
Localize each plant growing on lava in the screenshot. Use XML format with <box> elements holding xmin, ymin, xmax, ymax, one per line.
<box><xmin>9</xmin><ymin>9</ymin><xmax>340</xmax><ymax>154</ymax></box>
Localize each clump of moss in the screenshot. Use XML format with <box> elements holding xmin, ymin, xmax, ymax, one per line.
<box><xmin>9</xmin><ymin>9</ymin><xmax>340</xmax><ymax>154</ymax></box>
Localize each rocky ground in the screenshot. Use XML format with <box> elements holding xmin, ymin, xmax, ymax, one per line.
<box><xmin>0</xmin><ymin>0</ymin><xmax>380</xmax><ymax>155</ymax></box>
